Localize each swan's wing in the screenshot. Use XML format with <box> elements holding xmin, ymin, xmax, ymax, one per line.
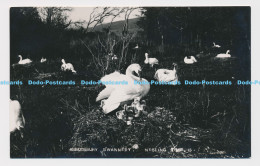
<box><xmin>158</xmin><ymin>70</ymin><xmax>177</xmax><ymax>82</ymax></box>
<box><xmin>102</xmin><ymin>78</ymin><xmax>144</xmax><ymax>114</ymax></box>
<box><xmin>152</xmin><ymin>58</ymin><xmax>159</xmax><ymax>64</ymax></box>
<box><xmin>154</xmin><ymin>69</ymin><xmax>166</xmax><ymax>80</ymax></box>
<box><xmin>100</xmin><ymin>71</ymin><xmax>129</xmax><ymax>87</ymax></box>
<box><xmin>100</xmin><ymin>72</ymin><xmax>120</xmax><ymax>84</ymax></box>
<box><xmin>67</xmin><ymin>63</ymin><xmax>74</xmax><ymax>70</ymax></box>
<box><xmin>163</xmin><ymin>69</ymin><xmax>171</xmax><ymax>74</ymax></box>
<box><xmin>192</xmin><ymin>56</ymin><xmax>197</xmax><ymax>62</ymax></box>
<box><xmin>216</xmin><ymin>54</ymin><xmax>225</xmax><ymax>57</ymax></box>
<box><xmin>68</xmin><ymin>64</ymin><xmax>72</xmax><ymax>70</ymax></box>
<box><xmin>154</xmin><ymin>70</ymin><xmax>160</xmax><ymax>80</ymax></box>
<box><xmin>22</xmin><ymin>59</ymin><xmax>32</xmax><ymax>63</ymax></box>
<box><xmin>164</xmin><ymin>74</ymin><xmax>177</xmax><ymax>82</ymax></box>
<box><xmin>97</xmin><ymin>71</ymin><xmax>129</xmax><ymax>101</ymax></box>
<box><xmin>61</xmin><ymin>64</ymin><xmax>66</xmax><ymax>70</ymax></box>
<box><xmin>102</xmin><ymin>89</ymin><xmax>139</xmax><ymax>114</ymax></box>
<box><xmin>96</xmin><ymin>86</ymin><xmax>114</xmax><ymax>101</ymax></box>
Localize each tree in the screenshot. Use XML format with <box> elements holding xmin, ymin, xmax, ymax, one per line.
<box><xmin>138</xmin><ymin>7</ymin><xmax>250</xmax><ymax>53</ymax></box>
<box><xmin>38</xmin><ymin>7</ymin><xmax>73</xmax><ymax>29</ymax></box>
<box><xmin>10</xmin><ymin>7</ymin><xmax>43</xmax><ymax>62</ymax></box>
<box><xmin>79</xmin><ymin>7</ymin><xmax>139</xmax><ymax>76</ymax></box>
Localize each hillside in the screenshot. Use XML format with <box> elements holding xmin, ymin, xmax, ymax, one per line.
<box><xmin>93</xmin><ymin>17</ymin><xmax>142</xmax><ymax>33</ymax></box>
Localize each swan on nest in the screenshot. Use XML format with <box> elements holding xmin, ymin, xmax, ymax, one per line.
<box><xmin>154</xmin><ymin>63</ymin><xmax>178</xmax><ymax>84</ymax></box>
<box><xmin>61</xmin><ymin>59</ymin><xmax>76</xmax><ymax>73</ymax></box>
<box><xmin>216</xmin><ymin>50</ymin><xmax>231</xmax><ymax>58</ymax></box>
<box><xmin>212</xmin><ymin>42</ymin><xmax>221</xmax><ymax>48</ymax></box>
<box><xmin>40</xmin><ymin>57</ymin><xmax>47</xmax><ymax>63</ymax></box>
<box><xmin>184</xmin><ymin>56</ymin><xmax>197</xmax><ymax>64</ymax></box>
<box><xmin>96</xmin><ymin>64</ymin><xmax>150</xmax><ymax>114</ymax></box>
<box><xmin>18</xmin><ymin>55</ymin><xmax>32</xmax><ymax>65</ymax></box>
<box><xmin>133</xmin><ymin>44</ymin><xmax>139</xmax><ymax>49</ymax></box>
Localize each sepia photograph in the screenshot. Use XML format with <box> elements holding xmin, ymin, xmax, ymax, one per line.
<box><xmin>9</xmin><ymin>6</ymin><xmax>251</xmax><ymax>158</ymax></box>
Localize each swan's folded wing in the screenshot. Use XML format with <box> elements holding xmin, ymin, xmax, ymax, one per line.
<box><xmin>153</xmin><ymin>58</ymin><xmax>159</xmax><ymax>64</ymax></box>
<box><xmin>61</xmin><ymin>64</ymin><xmax>66</xmax><ymax>70</ymax></box>
<box><xmin>164</xmin><ymin>75</ymin><xmax>178</xmax><ymax>82</ymax></box>
<box><xmin>154</xmin><ymin>70</ymin><xmax>159</xmax><ymax>80</ymax></box>
<box><xmin>163</xmin><ymin>70</ymin><xmax>177</xmax><ymax>82</ymax></box>
<box><xmin>100</xmin><ymin>71</ymin><xmax>130</xmax><ymax>87</ymax></box>
<box><xmin>192</xmin><ymin>56</ymin><xmax>197</xmax><ymax>62</ymax></box>
<box><xmin>154</xmin><ymin>69</ymin><xmax>166</xmax><ymax>80</ymax></box>
<box><xmin>96</xmin><ymin>86</ymin><xmax>114</xmax><ymax>101</ymax></box>
<box><xmin>163</xmin><ymin>69</ymin><xmax>171</xmax><ymax>74</ymax></box>
<box><xmin>69</xmin><ymin>64</ymin><xmax>75</xmax><ymax>70</ymax></box>
<box><xmin>102</xmin><ymin>89</ymin><xmax>139</xmax><ymax>114</ymax></box>
<box><xmin>100</xmin><ymin>71</ymin><xmax>121</xmax><ymax>82</ymax></box>
<box><xmin>97</xmin><ymin>71</ymin><xmax>131</xmax><ymax>101</ymax></box>
<box><xmin>155</xmin><ymin>69</ymin><xmax>171</xmax><ymax>81</ymax></box>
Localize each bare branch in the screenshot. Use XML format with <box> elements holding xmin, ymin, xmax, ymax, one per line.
<box><xmin>38</xmin><ymin>7</ymin><xmax>74</xmax><ymax>29</ymax></box>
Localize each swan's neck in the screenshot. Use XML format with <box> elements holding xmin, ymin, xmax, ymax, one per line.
<box><xmin>19</xmin><ymin>56</ymin><xmax>22</xmax><ymax>61</ymax></box>
<box><xmin>173</xmin><ymin>67</ymin><xmax>177</xmax><ymax>75</ymax></box>
<box><xmin>226</xmin><ymin>50</ymin><xmax>229</xmax><ymax>54</ymax></box>
<box><xmin>145</xmin><ymin>54</ymin><xmax>148</xmax><ymax>60</ymax></box>
<box><xmin>126</xmin><ymin>69</ymin><xmax>141</xmax><ymax>81</ymax></box>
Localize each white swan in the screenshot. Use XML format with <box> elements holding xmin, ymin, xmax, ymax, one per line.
<box><xmin>96</xmin><ymin>64</ymin><xmax>150</xmax><ymax>114</ymax></box>
<box><xmin>184</xmin><ymin>56</ymin><xmax>197</xmax><ymax>64</ymax></box>
<box><xmin>112</xmin><ymin>54</ymin><xmax>118</xmax><ymax>60</ymax></box>
<box><xmin>18</xmin><ymin>55</ymin><xmax>32</xmax><ymax>65</ymax></box>
<box><xmin>40</xmin><ymin>57</ymin><xmax>47</xmax><ymax>63</ymax></box>
<box><xmin>61</xmin><ymin>59</ymin><xmax>76</xmax><ymax>73</ymax></box>
<box><xmin>216</xmin><ymin>50</ymin><xmax>231</xmax><ymax>58</ymax></box>
<box><xmin>154</xmin><ymin>63</ymin><xmax>178</xmax><ymax>84</ymax></box>
<box><xmin>10</xmin><ymin>100</ymin><xmax>25</xmax><ymax>133</ymax></box>
<box><xmin>133</xmin><ymin>44</ymin><xmax>139</xmax><ymax>49</ymax></box>
<box><xmin>144</xmin><ymin>53</ymin><xmax>159</xmax><ymax>67</ymax></box>
<box><xmin>212</xmin><ymin>42</ymin><xmax>221</xmax><ymax>48</ymax></box>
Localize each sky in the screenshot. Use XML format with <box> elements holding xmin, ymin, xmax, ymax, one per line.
<box><xmin>69</xmin><ymin>7</ymin><xmax>142</xmax><ymax>25</ymax></box>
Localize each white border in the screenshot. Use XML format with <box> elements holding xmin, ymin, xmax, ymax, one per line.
<box><xmin>1</xmin><ymin>1</ymin><xmax>259</xmax><ymax>166</ymax></box>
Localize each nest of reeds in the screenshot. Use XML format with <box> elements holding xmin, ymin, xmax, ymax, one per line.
<box><xmin>68</xmin><ymin>103</ymin><xmax>229</xmax><ymax>158</ymax></box>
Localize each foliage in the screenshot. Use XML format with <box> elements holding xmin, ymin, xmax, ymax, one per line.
<box><xmin>137</xmin><ymin>7</ymin><xmax>250</xmax><ymax>56</ymax></box>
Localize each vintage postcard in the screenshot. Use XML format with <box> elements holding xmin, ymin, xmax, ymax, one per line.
<box><xmin>9</xmin><ymin>7</ymin><xmax>251</xmax><ymax>158</ymax></box>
